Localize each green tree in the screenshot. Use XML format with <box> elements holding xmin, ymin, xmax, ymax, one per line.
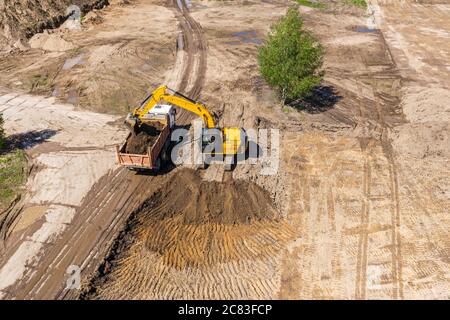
<box><xmin>0</xmin><ymin>114</ymin><xmax>5</xmax><ymax>150</ymax></box>
<box><xmin>258</xmin><ymin>7</ymin><xmax>324</xmax><ymax>102</ymax></box>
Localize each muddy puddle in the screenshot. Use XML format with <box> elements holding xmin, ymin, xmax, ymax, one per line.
<box><xmin>353</xmin><ymin>26</ymin><xmax>379</xmax><ymax>33</ymax></box>
<box><xmin>225</xmin><ymin>31</ymin><xmax>263</xmax><ymax>45</ymax></box>
<box><xmin>62</xmin><ymin>53</ymin><xmax>85</xmax><ymax>70</ymax></box>
<box><xmin>81</xmin><ymin>169</ymin><xmax>294</xmax><ymax>299</ymax></box>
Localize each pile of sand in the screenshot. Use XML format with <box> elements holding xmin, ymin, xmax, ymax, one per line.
<box><xmin>390</xmin><ymin>122</ymin><xmax>450</xmax><ymax>159</ymax></box>
<box><xmin>81</xmin><ymin>169</ymin><xmax>293</xmax><ymax>299</ymax></box>
<box><xmin>29</xmin><ymin>32</ymin><xmax>75</xmax><ymax>51</ymax></box>
<box><xmin>0</xmin><ymin>0</ymin><xmax>108</xmax><ymax>50</ymax></box>
<box><xmin>390</xmin><ymin>86</ymin><xmax>450</xmax><ymax>159</ymax></box>
<box><xmin>79</xmin><ymin>168</ymin><xmax>289</xmax><ymax>298</ymax></box>
<box><xmin>140</xmin><ymin>169</ymin><xmax>279</xmax><ymax>225</ymax></box>
<box><xmin>401</xmin><ymin>87</ymin><xmax>450</xmax><ymax>123</ymax></box>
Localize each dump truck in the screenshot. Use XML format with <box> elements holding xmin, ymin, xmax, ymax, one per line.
<box><xmin>116</xmin><ymin>104</ymin><xmax>175</xmax><ymax>171</ymax></box>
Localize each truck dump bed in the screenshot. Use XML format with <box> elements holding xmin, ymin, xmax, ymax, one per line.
<box><xmin>116</xmin><ymin>118</ymin><xmax>170</xmax><ymax>170</ymax></box>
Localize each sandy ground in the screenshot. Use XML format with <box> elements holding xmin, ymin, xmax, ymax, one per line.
<box><xmin>84</xmin><ymin>0</ymin><xmax>449</xmax><ymax>300</ymax></box>
<box><xmin>0</xmin><ymin>0</ymin><xmax>179</xmax><ymax>114</ymax></box>
<box><xmin>0</xmin><ymin>0</ymin><xmax>448</xmax><ymax>300</ymax></box>
<box><xmin>276</xmin><ymin>0</ymin><xmax>449</xmax><ymax>299</ymax></box>
<box><xmin>0</xmin><ymin>0</ymin><xmax>207</xmax><ymax>299</ymax></box>
<box><xmin>0</xmin><ymin>88</ymin><xmax>126</xmax><ymax>297</ymax></box>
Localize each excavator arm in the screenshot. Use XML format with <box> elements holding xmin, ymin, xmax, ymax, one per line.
<box><xmin>130</xmin><ymin>85</ymin><xmax>216</xmax><ymax>129</ymax></box>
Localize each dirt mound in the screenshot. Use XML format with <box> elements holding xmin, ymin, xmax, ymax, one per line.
<box><xmin>29</xmin><ymin>32</ymin><xmax>75</xmax><ymax>52</ymax></box>
<box><xmin>141</xmin><ymin>169</ymin><xmax>278</xmax><ymax>225</ymax></box>
<box><xmin>390</xmin><ymin>86</ymin><xmax>450</xmax><ymax>159</ymax></box>
<box><xmin>125</xmin><ymin>123</ymin><xmax>164</xmax><ymax>154</ymax></box>
<box><xmin>402</xmin><ymin>87</ymin><xmax>450</xmax><ymax>123</ymax></box>
<box><xmin>81</xmin><ymin>169</ymin><xmax>293</xmax><ymax>299</ymax></box>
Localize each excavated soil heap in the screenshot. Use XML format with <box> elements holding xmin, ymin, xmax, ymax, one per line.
<box><xmin>125</xmin><ymin>122</ymin><xmax>164</xmax><ymax>154</ymax></box>
<box><xmin>142</xmin><ymin>169</ymin><xmax>278</xmax><ymax>225</ymax></box>
<box><xmin>82</xmin><ymin>169</ymin><xmax>295</xmax><ymax>299</ymax></box>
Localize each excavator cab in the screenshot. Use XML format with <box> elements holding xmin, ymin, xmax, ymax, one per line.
<box><xmin>223</xmin><ymin>127</ymin><xmax>244</xmax><ymax>155</ymax></box>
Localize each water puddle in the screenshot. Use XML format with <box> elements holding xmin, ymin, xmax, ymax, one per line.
<box><xmin>62</xmin><ymin>53</ymin><xmax>85</xmax><ymax>70</ymax></box>
<box><xmin>243</xmin><ymin>38</ymin><xmax>263</xmax><ymax>44</ymax></box>
<box><xmin>67</xmin><ymin>88</ymin><xmax>78</xmax><ymax>105</ymax></box>
<box><xmin>224</xmin><ymin>41</ymin><xmax>241</xmax><ymax>46</ymax></box>
<box><xmin>355</xmin><ymin>26</ymin><xmax>379</xmax><ymax>33</ymax></box>
<box><xmin>226</xmin><ymin>31</ymin><xmax>263</xmax><ymax>46</ymax></box>
<box><xmin>231</xmin><ymin>31</ymin><xmax>257</xmax><ymax>37</ymax></box>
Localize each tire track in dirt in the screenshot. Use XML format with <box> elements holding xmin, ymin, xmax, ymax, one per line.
<box><xmin>172</xmin><ymin>0</ymin><xmax>207</xmax><ymax>125</ymax></box>
<box><xmin>355</xmin><ymin>146</ymin><xmax>371</xmax><ymax>300</ymax></box>
<box><xmin>353</xmin><ymin>28</ymin><xmax>404</xmax><ymax>299</ymax></box>
<box><xmin>14</xmin><ymin>169</ymin><xmax>165</xmax><ymax>299</ymax></box>
<box><xmin>370</xmin><ymin>38</ymin><xmax>404</xmax><ymax>300</ymax></box>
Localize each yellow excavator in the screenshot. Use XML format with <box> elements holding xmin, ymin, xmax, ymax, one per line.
<box><xmin>122</xmin><ymin>85</ymin><xmax>247</xmax><ymax>171</ymax></box>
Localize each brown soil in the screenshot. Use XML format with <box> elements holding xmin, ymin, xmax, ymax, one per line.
<box><xmin>0</xmin><ymin>0</ymin><xmax>108</xmax><ymax>50</ymax></box>
<box><xmin>81</xmin><ymin>169</ymin><xmax>293</xmax><ymax>299</ymax></box>
<box><xmin>0</xmin><ymin>0</ymin><xmax>179</xmax><ymax>114</ymax></box>
<box><xmin>2</xmin><ymin>0</ymin><xmax>449</xmax><ymax>301</ymax></box>
<box><xmin>139</xmin><ymin>169</ymin><xmax>278</xmax><ymax>225</ymax></box>
<box><xmin>124</xmin><ymin>122</ymin><xmax>164</xmax><ymax>154</ymax></box>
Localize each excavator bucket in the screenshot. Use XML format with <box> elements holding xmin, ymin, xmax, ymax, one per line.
<box><xmin>124</xmin><ymin>113</ymin><xmax>140</xmax><ymax>135</ymax></box>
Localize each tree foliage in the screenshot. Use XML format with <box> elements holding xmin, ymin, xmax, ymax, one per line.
<box><xmin>0</xmin><ymin>114</ymin><xmax>5</xmax><ymax>150</ymax></box>
<box><xmin>258</xmin><ymin>7</ymin><xmax>324</xmax><ymax>101</ymax></box>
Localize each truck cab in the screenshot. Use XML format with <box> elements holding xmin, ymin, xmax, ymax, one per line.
<box><xmin>142</xmin><ymin>104</ymin><xmax>176</xmax><ymax>129</ymax></box>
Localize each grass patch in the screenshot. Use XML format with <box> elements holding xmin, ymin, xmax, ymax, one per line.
<box><xmin>29</xmin><ymin>73</ymin><xmax>49</xmax><ymax>93</ymax></box>
<box><xmin>0</xmin><ymin>150</ymin><xmax>28</xmax><ymax>211</ymax></box>
<box><xmin>296</xmin><ymin>0</ymin><xmax>326</xmax><ymax>9</ymax></box>
<box><xmin>345</xmin><ymin>0</ymin><xmax>367</xmax><ymax>8</ymax></box>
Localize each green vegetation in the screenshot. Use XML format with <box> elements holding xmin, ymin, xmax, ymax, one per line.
<box><xmin>29</xmin><ymin>73</ymin><xmax>49</xmax><ymax>93</ymax></box>
<box><xmin>295</xmin><ymin>0</ymin><xmax>326</xmax><ymax>9</ymax></box>
<box><xmin>346</xmin><ymin>0</ymin><xmax>367</xmax><ymax>8</ymax></box>
<box><xmin>0</xmin><ymin>114</ymin><xmax>5</xmax><ymax>150</ymax></box>
<box><xmin>258</xmin><ymin>7</ymin><xmax>324</xmax><ymax>102</ymax></box>
<box><xmin>0</xmin><ymin>150</ymin><xmax>27</xmax><ymax>211</ymax></box>
<box><xmin>0</xmin><ymin>114</ymin><xmax>28</xmax><ymax>211</ymax></box>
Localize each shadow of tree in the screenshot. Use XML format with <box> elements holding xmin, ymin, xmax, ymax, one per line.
<box><xmin>2</xmin><ymin>129</ymin><xmax>59</xmax><ymax>154</ymax></box>
<box><xmin>286</xmin><ymin>85</ymin><xmax>342</xmax><ymax>113</ymax></box>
